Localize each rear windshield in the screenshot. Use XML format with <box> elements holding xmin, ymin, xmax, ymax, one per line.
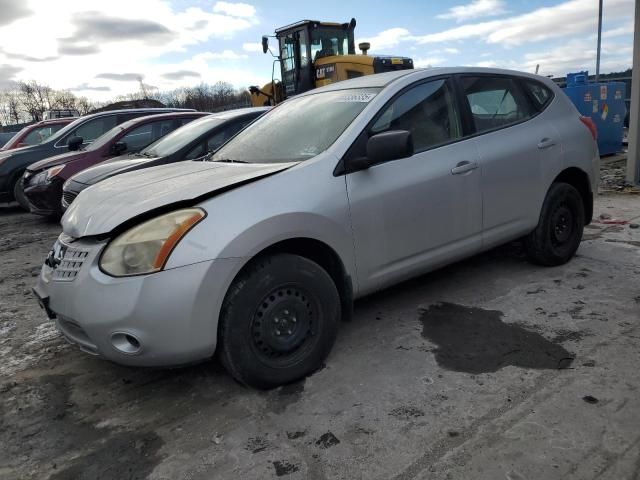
<box><xmin>211</xmin><ymin>88</ymin><xmax>379</xmax><ymax>163</ymax></box>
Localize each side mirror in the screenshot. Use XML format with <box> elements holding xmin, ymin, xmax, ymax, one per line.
<box><xmin>366</xmin><ymin>130</ymin><xmax>413</xmax><ymax>165</ymax></box>
<box><xmin>261</xmin><ymin>35</ymin><xmax>269</xmax><ymax>54</ymax></box>
<box><xmin>111</xmin><ymin>141</ymin><xmax>127</xmax><ymax>156</ymax></box>
<box><xmin>67</xmin><ymin>136</ymin><xmax>83</xmax><ymax>151</ymax></box>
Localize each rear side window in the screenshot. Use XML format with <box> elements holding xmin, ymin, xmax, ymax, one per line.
<box><xmin>461</xmin><ymin>76</ymin><xmax>535</xmax><ymax>133</ymax></box>
<box><xmin>524</xmin><ymin>80</ymin><xmax>553</xmax><ymax>110</ymax></box>
<box><xmin>371</xmin><ymin>78</ymin><xmax>461</xmax><ymax>152</ymax></box>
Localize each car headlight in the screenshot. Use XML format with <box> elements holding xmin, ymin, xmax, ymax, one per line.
<box><xmin>100</xmin><ymin>208</ymin><xmax>206</xmax><ymax>277</ymax></box>
<box><xmin>29</xmin><ymin>165</ymin><xmax>65</xmax><ymax>185</ymax></box>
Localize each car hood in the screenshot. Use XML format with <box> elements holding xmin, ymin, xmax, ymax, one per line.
<box><xmin>71</xmin><ymin>154</ymin><xmax>156</xmax><ymax>185</ymax></box>
<box><xmin>62</xmin><ymin>160</ymin><xmax>297</xmax><ymax>238</ymax></box>
<box><xmin>27</xmin><ymin>150</ymin><xmax>86</xmax><ymax>172</ymax></box>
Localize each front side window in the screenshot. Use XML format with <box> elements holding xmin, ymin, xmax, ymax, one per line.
<box><xmin>211</xmin><ymin>88</ymin><xmax>379</xmax><ymax>163</ymax></box>
<box><xmin>371</xmin><ymin>79</ymin><xmax>461</xmax><ymax>152</ymax></box>
<box><xmin>461</xmin><ymin>76</ymin><xmax>534</xmax><ymax>133</ymax></box>
<box><xmin>70</xmin><ymin>116</ymin><xmax>118</xmax><ymax>143</ymax></box>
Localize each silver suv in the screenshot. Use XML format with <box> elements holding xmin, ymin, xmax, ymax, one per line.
<box><xmin>35</xmin><ymin>68</ymin><xmax>599</xmax><ymax>389</ymax></box>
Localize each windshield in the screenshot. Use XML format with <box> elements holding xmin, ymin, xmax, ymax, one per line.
<box><xmin>211</xmin><ymin>88</ymin><xmax>379</xmax><ymax>163</ymax></box>
<box><xmin>43</xmin><ymin>116</ymin><xmax>86</xmax><ymax>144</ymax></box>
<box><xmin>85</xmin><ymin>124</ymin><xmax>126</xmax><ymax>151</ymax></box>
<box><xmin>142</xmin><ymin>116</ymin><xmax>221</xmax><ymax>157</ymax></box>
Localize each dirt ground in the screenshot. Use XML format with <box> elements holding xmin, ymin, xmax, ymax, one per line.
<box><xmin>0</xmin><ymin>161</ymin><xmax>639</xmax><ymax>480</ymax></box>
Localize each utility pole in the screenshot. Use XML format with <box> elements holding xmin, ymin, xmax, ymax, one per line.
<box><xmin>595</xmin><ymin>0</ymin><xmax>603</xmax><ymax>83</ymax></box>
<box><xmin>626</xmin><ymin>0</ymin><xmax>639</xmax><ymax>184</ymax></box>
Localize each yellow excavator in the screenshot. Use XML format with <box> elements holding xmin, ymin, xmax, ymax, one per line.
<box><xmin>249</xmin><ymin>18</ymin><xmax>414</xmax><ymax>106</ymax></box>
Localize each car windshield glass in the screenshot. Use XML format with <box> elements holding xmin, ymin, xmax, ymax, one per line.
<box><xmin>142</xmin><ymin>116</ymin><xmax>222</xmax><ymax>157</ymax></box>
<box><xmin>85</xmin><ymin>124</ymin><xmax>127</xmax><ymax>151</ymax></box>
<box><xmin>211</xmin><ymin>88</ymin><xmax>379</xmax><ymax>163</ymax></box>
<box><xmin>43</xmin><ymin>116</ymin><xmax>85</xmax><ymax>144</ymax></box>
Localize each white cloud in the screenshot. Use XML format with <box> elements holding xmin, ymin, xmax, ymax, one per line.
<box><xmin>0</xmin><ymin>0</ymin><xmax>260</xmax><ymax>99</ymax></box>
<box><xmin>444</xmin><ymin>47</ymin><xmax>460</xmax><ymax>54</ymax></box>
<box><xmin>195</xmin><ymin>50</ymin><xmax>248</xmax><ymax>61</ymax></box>
<box><xmin>243</xmin><ymin>42</ymin><xmax>263</xmax><ymax>53</ymax></box>
<box><xmin>521</xmin><ymin>38</ymin><xmax>633</xmax><ymax>77</ymax></box>
<box><xmin>413</xmin><ymin>56</ymin><xmax>446</xmax><ymax>68</ymax></box>
<box><xmin>416</xmin><ymin>0</ymin><xmax>633</xmax><ymax>46</ymax></box>
<box><xmin>602</xmin><ymin>22</ymin><xmax>634</xmax><ymax>39</ymax></box>
<box><xmin>357</xmin><ymin>27</ymin><xmax>411</xmax><ymax>52</ymax></box>
<box><xmin>437</xmin><ymin>0</ymin><xmax>507</xmax><ymax>22</ymax></box>
<box><xmin>474</xmin><ymin>60</ymin><xmax>498</xmax><ymax>68</ymax></box>
<box><xmin>213</xmin><ymin>1</ymin><xmax>256</xmax><ymax>18</ymax></box>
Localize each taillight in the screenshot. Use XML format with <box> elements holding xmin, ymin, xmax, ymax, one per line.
<box><xmin>579</xmin><ymin>116</ymin><xmax>597</xmax><ymax>140</ymax></box>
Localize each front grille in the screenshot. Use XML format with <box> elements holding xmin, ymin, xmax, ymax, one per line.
<box><xmin>61</xmin><ymin>190</ymin><xmax>77</xmax><ymax>208</ymax></box>
<box><xmin>51</xmin><ymin>238</ymin><xmax>90</xmax><ymax>282</ymax></box>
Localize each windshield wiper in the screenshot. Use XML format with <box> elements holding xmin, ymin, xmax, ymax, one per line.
<box><xmin>211</xmin><ymin>158</ymin><xmax>249</xmax><ymax>164</ymax></box>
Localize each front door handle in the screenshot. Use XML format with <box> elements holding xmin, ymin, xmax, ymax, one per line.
<box><xmin>451</xmin><ymin>161</ymin><xmax>478</xmax><ymax>175</ymax></box>
<box><xmin>537</xmin><ymin>138</ymin><xmax>556</xmax><ymax>149</ymax></box>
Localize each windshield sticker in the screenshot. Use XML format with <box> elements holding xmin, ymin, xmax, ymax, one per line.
<box><xmin>337</xmin><ymin>93</ymin><xmax>376</xmax><ymax>103</ymax></box>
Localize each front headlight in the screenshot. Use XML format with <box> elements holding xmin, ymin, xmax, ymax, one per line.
<box><xmin>30</xmin><ymin>165</ymin><xmax>65</xmax><ymax>185</ymax></box>
<box><xmin>100</xmin><ymin>208</ymin><xmax>206</xmax><ymax>277</ymax></box>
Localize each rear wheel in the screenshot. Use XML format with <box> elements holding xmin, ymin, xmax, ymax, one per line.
<box><xmin>525</xmin><ymin>182</ymin><xmax>585</xmax><ymax>266</ymax></box>
<box><xmin>218</xmin><ymin>254</ymin><xmax>340</xmax><ymax>389</ymax></box>
<box><xmin>12</xmin><ymin>175</ymin><xmax>29</xmax><ymax>211</ymax></box>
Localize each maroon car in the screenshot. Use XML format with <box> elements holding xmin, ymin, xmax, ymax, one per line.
<box><xmin>22</xmin><ymin>111</ymin><xmax>207</xmax><ymax>216</ymax></box>
<box><xmin>1</xmin><ymin>118</ymin><xmax>75</xmax><ymax>151</ymax></box>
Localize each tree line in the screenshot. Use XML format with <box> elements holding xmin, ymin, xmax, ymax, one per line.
<box><xmin>0</xmin><ymin>80</ymin><xmax>252</xmax><ymax>128</ymax></box>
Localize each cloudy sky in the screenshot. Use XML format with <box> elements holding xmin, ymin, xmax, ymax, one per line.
<box><xmin>0</xmin><ymin>0</ymin><xmax>634</xmax><ymax>100</ymax></box>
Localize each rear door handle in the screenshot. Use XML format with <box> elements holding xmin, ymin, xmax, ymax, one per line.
<box><xmin>537</xmin><ymin>138</ymin><xmax>556</xmax><ymax>149</ymax></box>
<box><xmin>451</xmin><ymin>161</ymin><xmax>478</xmax><ymax>175</ymax></box>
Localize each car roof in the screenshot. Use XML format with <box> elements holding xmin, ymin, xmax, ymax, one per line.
<box><xmin>115</xmin><ymin>111</ymin><xmax>209</xmax><ymax>130</ymax></box>
<box><xmin>299</xmin><ymin>67</ymin><xmax>554</xmax><ymax>96</ymax></box>
<box><xmin>36</xmin><ymin>117</ymin><xmax>76</xmax><ymax>125</ymax></box>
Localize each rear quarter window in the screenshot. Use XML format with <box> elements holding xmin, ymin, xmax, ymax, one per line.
<box><xmin>523</xmin><ymin>80</ymin><xmax>554</xmax><ymax>111</ymax></box>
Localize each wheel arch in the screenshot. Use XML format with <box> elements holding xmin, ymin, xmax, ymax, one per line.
<box><xmin>222</xmin><ymin>237</ymin><xmax>354</xmax><ymax>326</ymax></box>
<box><xmin>552</xmin><ymin>167</ymin><xmax>593</xmax><ymax>225</ymax></box>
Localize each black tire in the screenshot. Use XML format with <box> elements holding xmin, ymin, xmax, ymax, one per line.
<box><xmin>218</xmin><ymin>253</ymin><xmax>340</xmax><ymax>389</ymax></box>
<box><xmin>525</xmin><ymin>182</ymin><xmax>585</xmax><ymax>266</ymax></box>
<box><xmin>12</xmin><ymin>175</ymin><xmax>30</xmax><ymax>211</ymax></box>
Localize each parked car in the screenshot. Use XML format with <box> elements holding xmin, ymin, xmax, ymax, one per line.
<box><xmin>34</xmin><ymin>67</ymin><xmax>598</xmax><ymax>389</ymax></box>
<box><xmin>0</xmin><ymin>108</ymin><xmax>193</xmax><ymax>208</ymax></box>
<box><xmin>22</xmin><ymin>111</ymin><xmax>208</xmax><ymax>216</ymax></box>
<box><xmin>1</xmin><ymin>118</ymin><xmax>75</xmax><ymax>151</ymax></box>
<box><xmin>62</xmin><ymin>107</ymin><xmax>269</xmax><ymax>210</ymax></box>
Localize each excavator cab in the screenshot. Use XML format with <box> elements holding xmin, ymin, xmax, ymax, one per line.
<box><xmin>249</xmin><ymin>18</ymin><xmax>413</xmax><ymax>106</ymax></box>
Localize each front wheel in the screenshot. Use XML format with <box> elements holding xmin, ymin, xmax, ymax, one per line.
<box><xmin>218</xmin><ymin>254</ymin><xmax>340</xmax><ymax>389</ymax></box>
<box><xmin>525</xmin><ymin>182</ymin><xmax>585</xmax><ymax>266</ymax></box>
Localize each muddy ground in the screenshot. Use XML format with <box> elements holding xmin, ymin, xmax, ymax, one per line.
<box><xmin>0</xmin><ymin>161</ymin><xmax>639</xmax><ymax>479</ymax></box>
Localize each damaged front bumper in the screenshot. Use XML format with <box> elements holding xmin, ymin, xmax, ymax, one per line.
<box><xmin>34</xmin><ymin>234</ymin><xmax>242</xmax><ymax>367</ymax></box>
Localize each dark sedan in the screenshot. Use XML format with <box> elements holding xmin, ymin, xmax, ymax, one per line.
<box><xmin>0</xmin><ymin>107</ymin><xmax>192</xmax><ymax>208</ymax></box>
<box><xmin>62</xmin><ymin>107</ymin><xmax>269</xmax><ymax>209</ymax></box>
<box><xmin>22</xmin><ymin>111</ymin><xmax>207</xmax><ymax>216</ymax></box>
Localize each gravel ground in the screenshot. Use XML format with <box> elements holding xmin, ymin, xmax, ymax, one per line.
<box><xmin>0</xmin><ymin>170</ymin><xmax>639</xmax><ymax>479</ymax></box>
